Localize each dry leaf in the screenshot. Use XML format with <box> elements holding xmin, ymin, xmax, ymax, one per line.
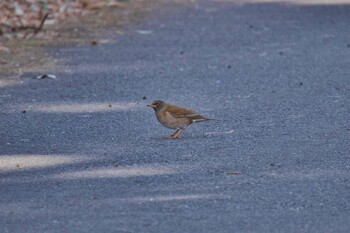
<box><xmin>0</xmin><ymin>44</ymin><xmax>10</xmax><ymax>53</ymax></box>
<box><xmin>225</xmin><ymin>171</ymin><xmax>241</xmax><ymax>175</ymax></box>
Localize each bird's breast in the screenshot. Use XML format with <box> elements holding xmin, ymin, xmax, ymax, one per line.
<box><xmin>156</xmin><ymin>111</ymin><xmax>190</xmax><ymax>130</ymax></box>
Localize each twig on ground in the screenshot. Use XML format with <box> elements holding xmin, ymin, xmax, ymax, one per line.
<box><xmin>204</xmin><ymin>130</ymin><xmax>234</xmax><ymax>135</ymax></box>
<box><xmin>35</xmin><ymin>12</ymin><xmax>49</xmax><ymax>34</ymax></box>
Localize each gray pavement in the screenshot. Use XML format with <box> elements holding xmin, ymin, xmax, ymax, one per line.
<box><xmin>1</xmin><ymin>0</ymin><xmax>350</xmax><ymax>232</ymax></box>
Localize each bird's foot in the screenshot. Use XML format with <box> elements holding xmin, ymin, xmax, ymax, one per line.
<box><xmin>165</xmin><ymin>134</ymin><xmax>181</xmax><ymax>139</ymax></box>
<box><xmin>164</xmin><ymin>129</ymin><xmax>183</xmax><ymax>139</ymax></box>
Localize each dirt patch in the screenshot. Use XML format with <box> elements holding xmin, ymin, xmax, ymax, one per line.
<box><xmin>0</xmin><ymin>0</ymin><xmax>167</xmax><ymax>83</ymax></box>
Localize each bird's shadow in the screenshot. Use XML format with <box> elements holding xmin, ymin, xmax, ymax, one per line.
<box><xmin>149</xmin><ymin>132</ymin><xmax>234</xmax><ymax>141</ymax></box>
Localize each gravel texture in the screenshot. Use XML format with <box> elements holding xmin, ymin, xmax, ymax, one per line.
<box><xmin>1</xmin><ymin>1</ymin><xmax>350</xmax><ymax>232</ymax></box>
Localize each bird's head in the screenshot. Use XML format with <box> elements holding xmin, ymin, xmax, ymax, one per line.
<box><xmin>147</xmin><ymin>100</ymin><xmax>166</xmax><ymax>111</ymax></box>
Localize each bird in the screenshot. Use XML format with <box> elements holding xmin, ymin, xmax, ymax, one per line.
<box><xmin>147</xmin><ymin>100</ymin><xmax>213</xmax><ymax>139</ymax></box>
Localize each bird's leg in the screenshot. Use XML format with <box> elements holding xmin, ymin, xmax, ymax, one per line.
<box><xmin>166</xmin><ymin>130</ymin><xmax>179</xmax><ymax>139</ymax></box>
<box><xmin>172</xmin><ymin>129</ymin><xmax>182</xmax><ymax>138</ymax></box>
<box><xmin>166</xmin><ymin>129</ymin><xmax>183</xmax><ymax>139</ymax></box>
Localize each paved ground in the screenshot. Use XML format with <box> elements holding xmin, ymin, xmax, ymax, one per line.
<box><xmin>1</xmin><ymin>0</ymin><xmax>350</xmax><ymax>232</ymax></box>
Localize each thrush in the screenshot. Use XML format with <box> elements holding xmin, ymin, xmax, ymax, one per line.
<box><xmin>147</xmin><ymin>100</ymin><xmax>213</xmax><ymax>139</ymax></box>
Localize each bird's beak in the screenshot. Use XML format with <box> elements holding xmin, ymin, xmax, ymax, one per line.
<box><xmin>147</xmin><ymin>104</ymin><xmax>156</xmax><ymax>108</ymax></box>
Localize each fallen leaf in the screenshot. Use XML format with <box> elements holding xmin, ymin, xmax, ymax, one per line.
<box><xmin>225</xmin><ymin>171</ymin><xmax>241</xmax><ymax>175</ymax></box>
<box><xmin>0</xmin><ymin>45</ymin><xmax>10</xmax><ymax>53</ymax></box>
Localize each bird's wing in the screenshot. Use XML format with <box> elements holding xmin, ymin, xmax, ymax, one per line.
<box><xmin>167</xmin><ymin>104</ymin><xmax>208</xmax><ymax>120</ymax></box>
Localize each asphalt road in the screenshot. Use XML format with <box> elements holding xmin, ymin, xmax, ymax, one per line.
<box><xmin>1</xmin><ymin>1</ymin><xmax>350</xmax><ymax>232</ymax></box>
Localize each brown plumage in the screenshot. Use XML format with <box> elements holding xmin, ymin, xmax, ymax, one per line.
<box><xmin>147</xmin><ymin>100</ymin><xmax>212</xmax><ymax>139</ymax></box>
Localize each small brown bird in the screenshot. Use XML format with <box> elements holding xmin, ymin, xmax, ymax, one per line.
<box><xmin>148</xmin><ymin>100</ymin><xmax>213</xmax><ymax>139</ymax></box>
